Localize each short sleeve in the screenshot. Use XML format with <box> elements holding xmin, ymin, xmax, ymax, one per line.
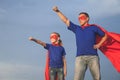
<box><xmin>62</xmin><ymin>47</ymin><xmax>66</xmax><ymax>56</ymax></box>
<box><xmin>44</xmin><ymin>43</ymin><xmax>50</xmax><ymax>50</ymax></box>
<box><xmin>68</xmin><ymin>21</ymin><xmax>78</xmax><ymax>33</ymax></box>
<box><xmin>96</xmin><ymin>27</ymin><xmax>105</xmax><ymax>37</ymax></box>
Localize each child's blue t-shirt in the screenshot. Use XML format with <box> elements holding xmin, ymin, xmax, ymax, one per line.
<box><xmin>44</xmin><ymin>44</ymin><xmax>66</xmax><ymax>68</ymax></box>
<box><xmin>68</xmin><ymin>21</ymin><xmax>105</xmax><ymax>56</ymax></box>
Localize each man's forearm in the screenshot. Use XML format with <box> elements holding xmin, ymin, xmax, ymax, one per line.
<box><xmin>53</xmin><ymin>6</ymin><xmax>70</xmax><ymax>26</ymax></box>
<box><xmin>98</xmin><ymin>33</ymin><xmax>107</xmax><ymax>46</ymax></box>
<box><xmin>56</xmin><ymin>11</ymin><xmax>69</xmax><ymax>26</ymax></box>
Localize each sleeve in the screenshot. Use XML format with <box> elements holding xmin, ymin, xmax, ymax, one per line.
<box><xmin>68</xmin><ymin>21</ymin><xmax>77</xmax><ymax>33</ymax></box>
<box><xmin>44</xmin><ymin>43</ymin><xmax>50</xmax><ymax>50</ymax></box>
<box><xmin>62</xmin><ymin>47</ymin><xmax>66</xmax><ymax>56</ymax></box>
<box><xmin>95</xmin><ymin>27</ymin><xmax>105</xmax><ymax>37</ymax></box>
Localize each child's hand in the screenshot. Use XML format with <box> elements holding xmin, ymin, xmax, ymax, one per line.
<box><xmin>29</xmin><ymin>37</ymin><xmax>34</xmax><ymax>41</ymax></box>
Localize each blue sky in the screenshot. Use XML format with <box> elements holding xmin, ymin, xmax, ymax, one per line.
<box><xmin>0</xmin><ymin>0</ymin><xmax>120</xmax><ymax>80</ymax></box>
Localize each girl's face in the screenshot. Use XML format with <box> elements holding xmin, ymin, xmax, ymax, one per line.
<box><xmin>50</xmin><ymin>33</ymin><xmax>59</xmax><ymax>44</ymax></box>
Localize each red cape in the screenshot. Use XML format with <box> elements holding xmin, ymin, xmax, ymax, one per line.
<box><xmin>45</xmin><ymin>52</ymin><xmax>59</xmax><ymax>80</ymax></box>
<box><xmin>45</xmin><ymin>24</ymin><xmax>120</xmax><ymax>80</ymax></box>
<box><xmin>91</xmin><ymin>24</ymin><xmax>120</xmax><ymax>73</ymax></box>
<box><xmin>45</xmin><ymin>53</ymin><xmax>50</xmax><ymax>80</ymax></box>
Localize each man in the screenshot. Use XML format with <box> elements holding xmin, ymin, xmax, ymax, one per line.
<box><xmin>52</xmin><ymin>6</ymin><xmax>107</xmax><ymax>80</ymax></box>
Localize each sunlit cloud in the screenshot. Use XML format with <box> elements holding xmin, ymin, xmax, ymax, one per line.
<box><xmin>0</xmin><ymin>62</ymin><xmax>42</xmax><ymax>80</ymax></box>
<box><xmin>87</xmin><ymin>0</ymin><xmax>120</xmax><ymax>17</ymax></box>
<box><xmin>0</xmin><ymin>8</ymin><xmax>7</xmax><ymax>17</ymax></box>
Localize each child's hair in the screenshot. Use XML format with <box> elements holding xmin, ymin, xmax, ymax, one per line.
<box><xmin>51</xmin><ymin>32</ymin><xmax>63</xmax><ymax>46</ymax></box>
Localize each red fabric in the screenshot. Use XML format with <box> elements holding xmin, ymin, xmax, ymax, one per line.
<box><xmin>91</xmin><ymin>24</ymin><xmax>120</xmax><ymax>73</ymax></box>
<box><xmin>45</xmin><ymin>53</ymin><xmax>50</xmax><ymax>80</ymax></box>
<box><xmin>45</xmin><ymin>52</ymin><xmax>58</xmax><ymax>80</ymax></box>
<box><xmin>45</xmin><ymin>25</ymin><xmax>120</xmax><ymax>80</ymax></box>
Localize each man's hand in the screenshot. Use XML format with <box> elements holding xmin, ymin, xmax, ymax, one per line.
<box><xmin>52</xmin><ymin>6</ymin><xmax>70</xmax><ymax>26</ymax></box>
<box><xmin>93</xmin><ymin>44</ymin><xmax>101</xmax><ymax>49</ymax></box>
<box><xmin>53</xmin><ymin>6</ymin><xmax>59</xmax><ymax>12</ymax></box>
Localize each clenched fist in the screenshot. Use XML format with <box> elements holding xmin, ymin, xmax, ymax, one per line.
<box><xmin>53</xmin><ymin>6</ymin><xmax>59</xmax><ymax>12</ymax></box>
<box><xmin>29</xmin><ymin>37</ymin><xmax>34</xmax><ymax>41</ymax></box>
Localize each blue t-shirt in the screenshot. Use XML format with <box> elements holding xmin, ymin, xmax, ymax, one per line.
<box><xmin>68</xmin><ymin>21</ymin><xmax>105</xmax><ymax>56</ymax></box>
<box><xmin>44</xmin><ymin>44</ymin><xmax>66</xmax><ymax>68</ymax></box>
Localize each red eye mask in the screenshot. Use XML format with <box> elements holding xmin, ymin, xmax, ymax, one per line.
<box><xmin>50</xmin><ymin>35</ymin><xmax>58</xmax><ymax>40</ymax></box>
<box><xmin>78</xmin><ymin>15</ymin><xmax>87</xmax><ymax>20</ymax></box>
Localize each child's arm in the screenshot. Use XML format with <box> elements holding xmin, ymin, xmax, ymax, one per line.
<box><xmin>29</xmin><ymin>37</ymin><xmax>46</xmax><ymax>47</ymax></box>
<box><xmin>63</xmin><ymin>56</ymin><xmax>67</xmax><ymax>77</ymax></box>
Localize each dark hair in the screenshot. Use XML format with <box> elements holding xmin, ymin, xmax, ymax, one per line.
<box><xmin>58</xmin><ymin>39</ymin><xmax>62</xmax><ymax>46</ymax></box>
<box><xmin>51</xmin><ymin>32</ymin><xmax>60</xmax><ymax>37</ymax></box>
<box><xmin>79</xmin><ymin>12</ymin><xmax>89</xmax><ymax>18</ymax></box>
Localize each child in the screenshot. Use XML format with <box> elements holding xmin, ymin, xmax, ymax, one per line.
<box><xmin>29</xmin><ymin>32</ymin><xmax>67</xmax><ymax>80</ymax></box>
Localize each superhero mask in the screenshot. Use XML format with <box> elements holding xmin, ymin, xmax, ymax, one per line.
<box><xmin>78</xmin><ymin>15</ymin><xmax>87</xmax><ymax>20</ymax></box>
<box><xmin>50</xmin><ymin>34</ymin><xmax>58</xmax><ymax>40</ymax></box>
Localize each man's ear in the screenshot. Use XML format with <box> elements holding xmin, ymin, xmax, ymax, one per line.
<box><xmin>87</xmin><ymin>17</ymin><xmax>89</xmax><ymax>22</ymax></box>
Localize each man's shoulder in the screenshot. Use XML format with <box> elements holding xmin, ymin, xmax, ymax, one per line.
<box><xmin>69</xmin><ymin>21</ymin><xmax>80</xmax><ymax>27</ymax></box>
<box><xmin>89</xmin><ymin>24</ymin><xmax>102</xmax><ymax>29</ymax></box>
<box><xmin>89</xmin><ymin>24</ymin><xmax>99</xmax><ymax>27</ymax></box>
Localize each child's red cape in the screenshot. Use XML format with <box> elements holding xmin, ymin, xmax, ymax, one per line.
<box><xmin>45</xmin><ymin>52</ymin><xmax>50</xmax><ymax>80</ymax></box>
<box><xmin>91</xmin><ymin>24</ymin><xmax>120</xmax><ymax>73</ymax></box>
<box><xmin>44</xmin><ymin>52</ymin><xmax>59</xmax><ymax>80</ymax></box>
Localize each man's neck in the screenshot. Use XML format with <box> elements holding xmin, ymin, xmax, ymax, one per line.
<box><xmin>81</xmin><ymin>23</ymin><xmax>90</xmax><ymax>28</ymax></box>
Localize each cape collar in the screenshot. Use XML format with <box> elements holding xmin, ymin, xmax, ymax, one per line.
<box><xmin>52</xmin><ymin>43</ymin><xmax>60</xmax><ymax>46</ymax></box>
<box><xmin>81</xmin><ymin>24</ymin><xmax>90</xmax><ymax>29</ymax></box>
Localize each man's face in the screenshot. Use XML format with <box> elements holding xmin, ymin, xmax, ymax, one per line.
<box><xmin>78</xmin><ymin>14</ymin><xmax>89</xmax><ymax>26</ymax></box>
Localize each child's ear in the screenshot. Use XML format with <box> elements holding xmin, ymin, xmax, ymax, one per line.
<box><xmin>57</xmin><ymin>37</ymin><xmax>60</xmax><ymax>41</ymax></box>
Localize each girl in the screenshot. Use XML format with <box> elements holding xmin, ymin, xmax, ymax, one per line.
<box><xmin>29</xmin><ymin>32</ymin><xmax>67</xmax><ymax>80</ymax></box>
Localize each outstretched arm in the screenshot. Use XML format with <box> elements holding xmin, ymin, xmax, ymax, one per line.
<box><xmin>29</xmin><ymin>37</ymin><xmax>46</xmax><ymax>47</ymax></box>
<box><xmin>53</xmin><ymin>6</ymin><xmax>70</xmax><ymax>27</ymax></box>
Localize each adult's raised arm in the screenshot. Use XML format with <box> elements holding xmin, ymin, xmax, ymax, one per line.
<box><xmin>53</xmin><ymin>6</ymin><xmax>70</xmax><ymax>27</ymax></box>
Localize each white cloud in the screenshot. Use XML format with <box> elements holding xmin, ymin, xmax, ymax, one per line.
<box><xmin>0</xmin><ymin>62</ymin><xmax>43</xmax><ymax>80</ymax></box>
<box><xmin>0</xmin><ymin>8</ymin><xmax>6</xmax><ymax>13</ymax></box>
<box><xmin>0</xmin><ymin>8</ymin><xmax>7</xmax><ymax>17</ymax></box>
<box><xmin>63</xmin><ymin>0</ymin><xmax>120</xmax><ymax>20</ymax></box>
<box><xmin>87</xmin><ymin>0</ymin><xmax>120</xmax><ymax>17</ymax></box>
